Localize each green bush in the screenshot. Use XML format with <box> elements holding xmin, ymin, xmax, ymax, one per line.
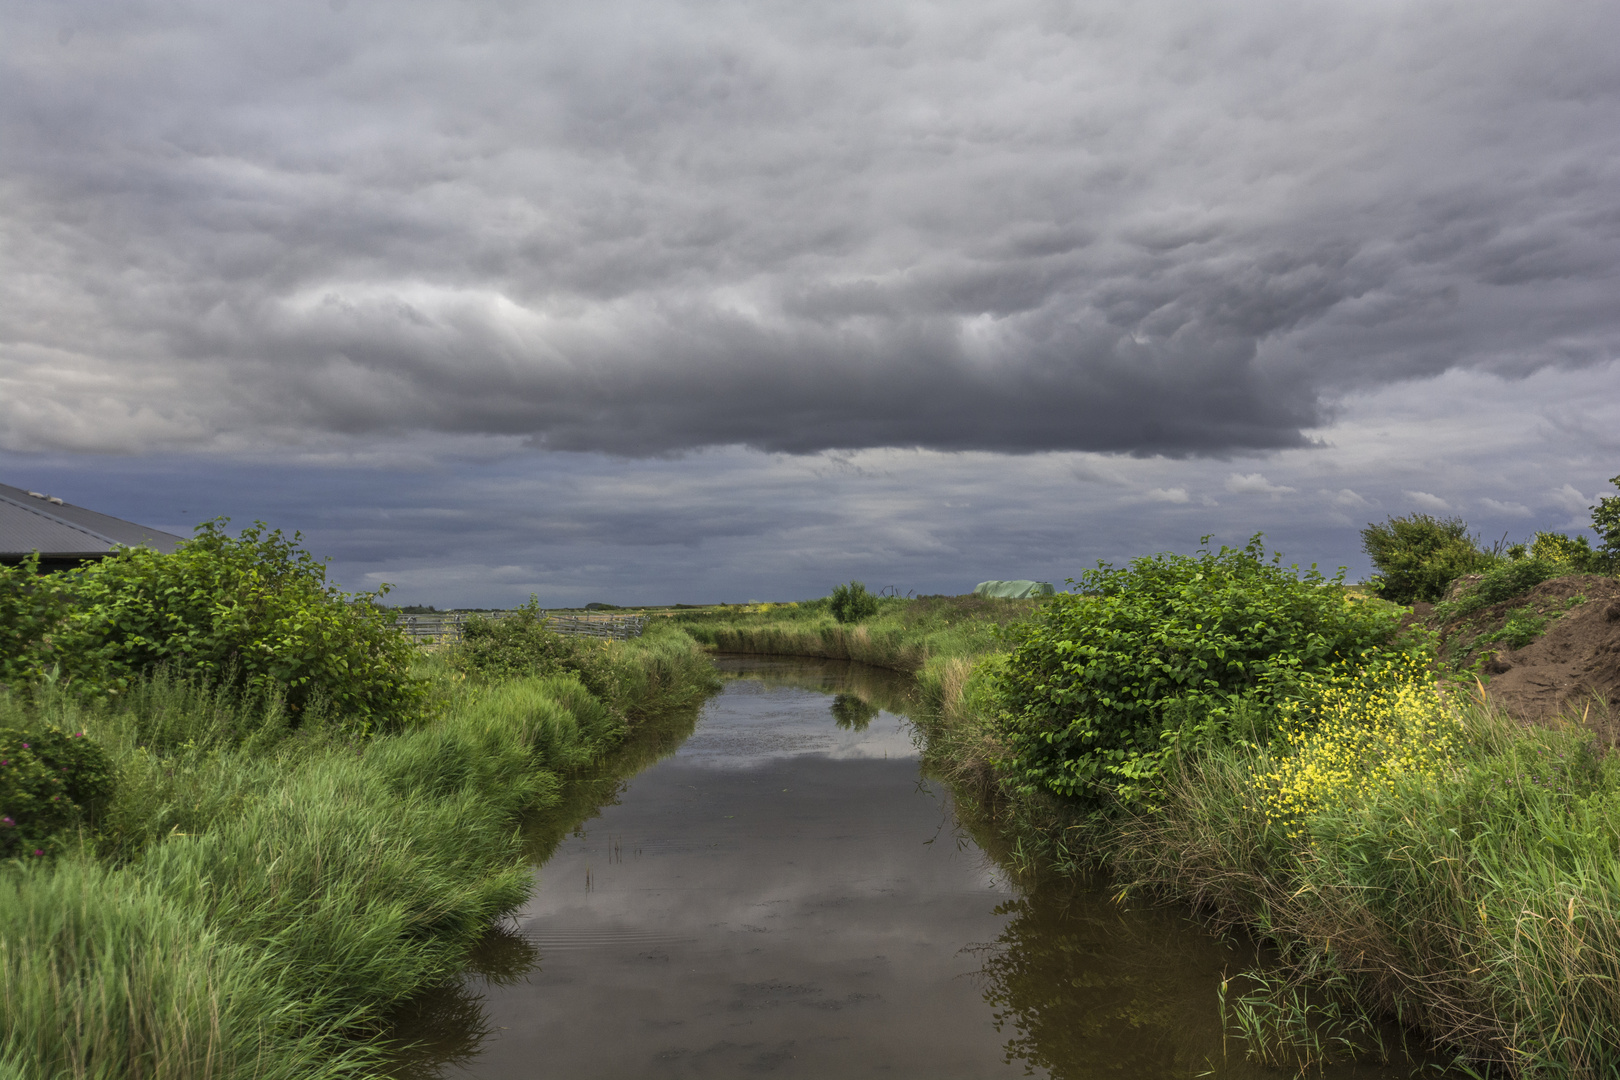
<box><xmin>1</xmin><ymin>675</ymin><xmax>307</xmax><ymax>864</ymax></box>
<box><xmin>0</xmin><ymin>556</ymin><xmax>67</xmax><ymax>688</ymax></box>
<box><xmin>1591</xmin><ymin>474</ymin><xmax>1620</xmax><ymax>569</ymax></box>
<box><xmin>1528</xmin><ymin>530</ymin><xmax>1599</xmax><ymax>573</ymax></box>
<box><xmin>453</xmin><ymin>601</ymin><xmax>574</xmax><ymax>679</ymax></box>
<box><xmin>1360</xmin><ymin>514</ymin><xmax>1495</xmax><ymax>603</ymax></box>
<box><xmin>1484</xmin><ymin>604</ymin><xmax>1549</xmax><ymax>650</ymax></box>
<box><xmin>1434</xmin><ymin>556</ymin><xmax>1562</xmax><ymax>620</ymax></box>
<box><xmin>994</xmin><ymin>537</ymin><xmax>1404</xmax><ymax>805</ymax></box>
<box><xmin>450</xmin><ymin>599</ymin><xmax>618</xmax><ymax>697</ymax></box>
<box><xmin>47</xmin><ymin>521</ymin><xmax>423</xmax><ymax>732</ymax></box>
<box><xmin>828</xmin><ymin>581</ymin><xmax>880</xmax><ymax>624</ymax></box>
<box><xmin>0</xmin><ymin>727</ymin><xmax>115</xmax><ymax>859</ymax></box>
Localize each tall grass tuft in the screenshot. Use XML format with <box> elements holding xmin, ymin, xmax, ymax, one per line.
<box><xmin>137</xmin><ymin>755</ymin><xmax>535</xmax><ymax>1022</ymax></box>
<box><xmin>0</xmin><ymin>856</ymin><xmax>369</xmax><ymax>1080</ymax></box>
<box><xmin>586</xmin><ymin>625</ymin><xmax>722</xmax><ymax>721</ymax></box>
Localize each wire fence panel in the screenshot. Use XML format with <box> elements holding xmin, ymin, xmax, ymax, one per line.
<box><xmin>394</xmin><ymin>611</ymin><xmax>648</xmax><ymax>645</ymax></box>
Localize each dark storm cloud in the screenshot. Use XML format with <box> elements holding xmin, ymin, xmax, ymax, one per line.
<box><xmin>2</xmin><ymin>0</ymin><xmax>1618</xmax><ymax>457</ymax></box>
<box><xmin>8</xmin><ymin>358</ymin><xmax>1617</xmax><ymax>609</ymax></box>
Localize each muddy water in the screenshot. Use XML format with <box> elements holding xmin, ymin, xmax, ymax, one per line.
<box><xmin>395</xmin><ymin>656</ymin><xmax>1420</xmax><ymax>1079</ymax></box>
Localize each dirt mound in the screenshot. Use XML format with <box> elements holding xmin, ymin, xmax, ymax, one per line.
<box><xmin>1430</xmin><ymin>575</ymin><xmax>1620</xmax><ymax>727</ymax></box>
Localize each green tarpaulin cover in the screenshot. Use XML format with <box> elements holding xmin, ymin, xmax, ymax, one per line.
<box><xmin>972</xmin><ymin>579</ymin><xmax>1055</xmax><ymax>599</ymax></box>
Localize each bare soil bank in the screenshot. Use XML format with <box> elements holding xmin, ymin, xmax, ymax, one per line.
<box><xmin>1422</xmin><ymin>574</ymin><xmax>1620</xmax><ymax>732</ymax></box>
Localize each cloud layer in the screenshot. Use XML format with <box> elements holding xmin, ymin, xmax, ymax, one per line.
<box><xmin>5</xmin><ymin>0</ymin><xmax>1618</xmax><ymax>456</ymax></box>
<box><xmin>7</xmin><ymin>362</ymin><xmax>1616</xmax><ymax>606</ymax></box>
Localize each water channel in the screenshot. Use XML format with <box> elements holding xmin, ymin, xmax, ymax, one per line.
<box><xmin>394</xmin><ymin>656</ymin><xmax>1423</xmax><ymax>1079</ymax></box>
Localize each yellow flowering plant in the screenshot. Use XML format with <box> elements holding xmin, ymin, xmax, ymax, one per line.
<box><xmin>1259</xmin><ymin>654</ymin><xmax>1462</xmax><ymax>837</ymax></box>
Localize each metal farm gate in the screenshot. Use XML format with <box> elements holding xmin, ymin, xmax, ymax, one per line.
<box><xmin>394</xmin><ymin>610</ymin><xmax>648</xmax><ymax>645</ymax></box>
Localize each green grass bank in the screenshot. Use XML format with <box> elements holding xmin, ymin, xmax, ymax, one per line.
<box><xmin>0</xmin><ymin>622</ymin><xmax>718</xmax><ymax>1080</ymax></box>
<box><xmin>677</xmin><ymin>553</ymin><xmax>1620</xmax><ymax>1077</ymax></box>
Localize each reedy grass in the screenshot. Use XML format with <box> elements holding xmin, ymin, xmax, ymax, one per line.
<box><xmin>1</xmin><ymin>626</ymin><xmax>719</xmax><ymax>1079</ymax></box>
<box><xmin>1107</xmin><ymin>693</ymin><xmax>1620</xmax><ymax>1076</ymax></box>
<box><xmin>1</xmin><ymin>855</ymin><xmax>370</xmax><ymax>1080</ymax></box>
<box><xmin>587</xmin><ymin>621</ymin><xmax>723</xmax><ymax>721</ymax></box>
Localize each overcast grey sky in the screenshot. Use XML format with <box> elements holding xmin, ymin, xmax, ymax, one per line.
<box><xmin>3</xmin><ymin>0</ymin><xmax>1617</xmax><ymax>604</ymax></box>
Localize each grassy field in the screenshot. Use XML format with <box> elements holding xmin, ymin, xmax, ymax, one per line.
<box><xmin>0</xmin><ymin>623</ymin><xmax>718</xmax><ymax>1080</ymax></box>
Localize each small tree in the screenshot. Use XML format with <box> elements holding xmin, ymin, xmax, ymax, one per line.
<box><xmin>1360</xmin><ymin>514</ymin><xmax>1493</xmax><ymax>603</ymax></box>
<box><xmin>1591</xmin><ymin>474</ymin><xmax>1620</xmax><ymax>571</ymax></box>
<box><xmin>828</xmin><ymin>581</ymin><xmax>879</xmax><ymax>624</ymax></box>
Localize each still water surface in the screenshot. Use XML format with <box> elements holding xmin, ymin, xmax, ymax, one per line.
<box><xmin>399</xmin><ymin>656</ymin><xmax>1419</xmax><ymax>1079</ymax></box>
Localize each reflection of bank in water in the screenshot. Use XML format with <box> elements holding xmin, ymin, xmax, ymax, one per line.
<box><xmin>974</xmin><ymin>888</ymin><xmax>1244</xmax><ymax>1078</ymax></box>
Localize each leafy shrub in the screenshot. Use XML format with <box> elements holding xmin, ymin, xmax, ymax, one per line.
<box><xmin>1529</xmin><ymin>531</ymin><xmax>1599</xmax><ymax>573</ymax></box>
<box><xmin>450</xmin><ymin>598</ymin><xmax>616</xmax><ymax>696</ymax></box>
<box><xmin>0</xmin><ymin>727</ymin><xmax>115</xmax><ymax>858</ymax></box>
<box><xmin>48</xmin><ymin>521</ymin><xmax>422</xmax><ymax>732</ymax></box>
<box><xmin>453</xmin><ymin>602</ymin><xmax>577</xmax><ymax>680</ymax></box>
<box><xmin>1360</xmin><ymin>514</ymin><xmax>1494</xmax><ymax>603</ymax></box>
<box><xmin>0</xmin><ymin>556</ymin><xmax>67</xmax><ymax>688</ymax></box>
<box><xmin>994</xmin><ymin>537</ymin><xmax>1404</xmax><ymax>805</ymax></box>
<box><xmin>828</xmin><ymin>581</ymin><xmax>879</xmax><ymax>624</ymax></box>
<box><xmin>1485</xmin><ymin>604</ymin><xmax>1550</xmax><ymax>650</ymax></box>
<box><xmin>1434</xmin><ymin>557</ymin><xmax>1561</xmax><ymax>620</ymax></box>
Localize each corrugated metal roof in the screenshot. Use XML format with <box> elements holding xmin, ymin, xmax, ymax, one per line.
<box><xmin>0</xmin><ymin>482</ymin><xmax>187</xmax><ymax>559</ymax></box>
